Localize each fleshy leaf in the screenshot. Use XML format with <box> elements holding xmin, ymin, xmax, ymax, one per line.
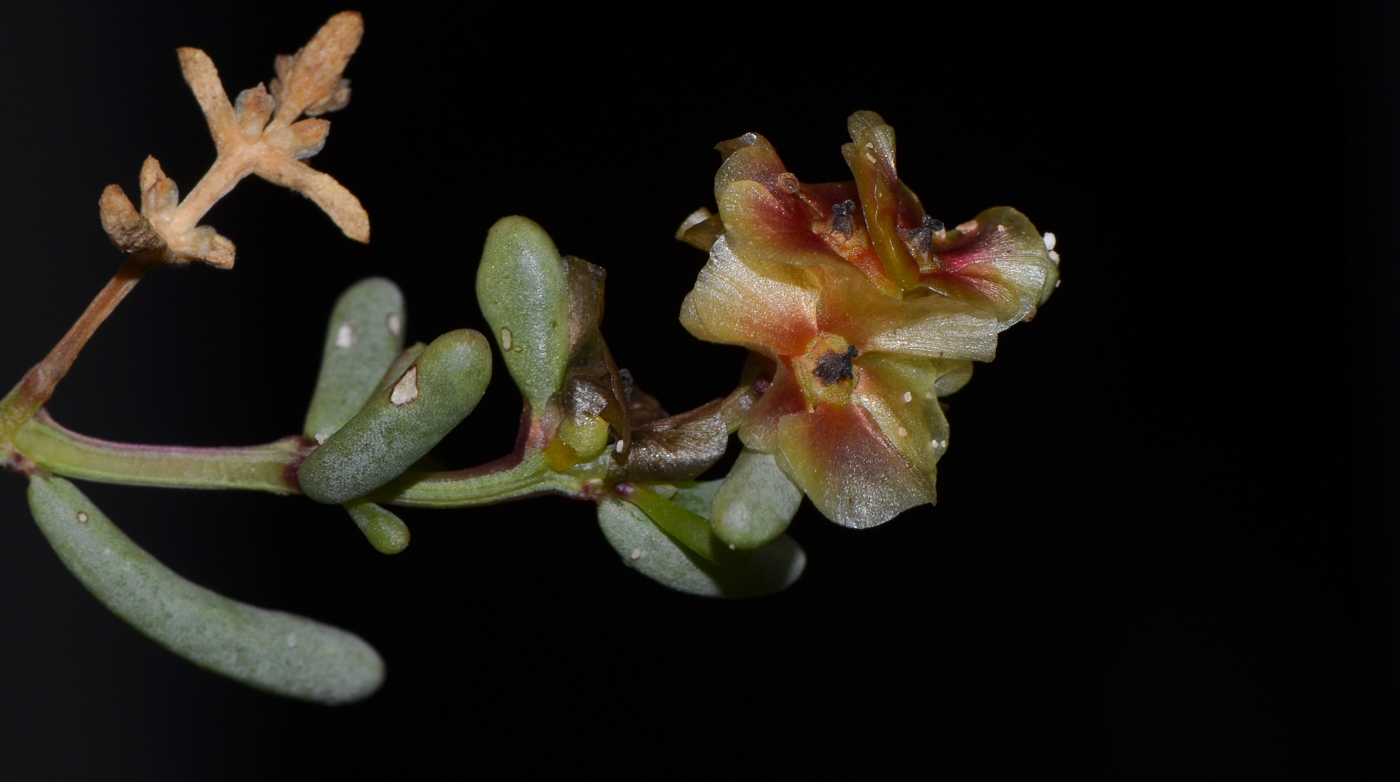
<box><xmin>371</xmin><ymin>343</ymin><xmax>427</xmax><ymax>398</ymax></box>
<box><xmin>28</xmin><ymin>473</ymin><xmax>383</xmax><ymax>705</ymax></box>
<box><xmin>597</xmin><ymin>492</ymin><xmax>805</xmax><ymax>599</ymax></box>
<box><xmin>709</xmin><ymin>449</ymin><xmax>803</xmax><ymax>549</ymax></box>
<box><xmin>303</xmin><ymin>278</ymin><xmax>406</xmax><ymax>441</ymax></box>
<box><xmin>299</xmin><ymin>329</ymin><xmax>492</xmax><ymax>504</ymax></box>
<box><xmin>343</xmin><ymin>498</ymin><xmax>410</xmax><ymax>555</ymax></box>
<box><xmin>475</xmin><ymin>216</ymin><xmax>571</xmax><ymax>408</ymax></box>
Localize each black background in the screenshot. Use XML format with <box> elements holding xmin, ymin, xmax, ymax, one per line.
<box><xmin>1</xmin><ymin>2</ymin><xmax>1395</xmax><ymax>778</ymax></box>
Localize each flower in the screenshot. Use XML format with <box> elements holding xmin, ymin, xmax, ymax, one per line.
<box><xmin>682</xmin><ymin>111</ymin><xmax>1059</xmax><ymax>322</ymax></box>
<box><xmin>679</xmin><ymin>112</ymin><xmax>1058</xmax><ymax>528</ymax></box>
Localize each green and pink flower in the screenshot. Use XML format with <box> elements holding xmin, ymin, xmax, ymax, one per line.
<box><xmin>680</xmin><ymin>112</ymin><xmax>1058</xmax><ymax>527</ymax></box>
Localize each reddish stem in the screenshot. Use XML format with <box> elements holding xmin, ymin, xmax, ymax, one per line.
<box><xmin>2</xmin><ymin>256</ymin><xmax>159</xmax><ymax>465</ymax></box>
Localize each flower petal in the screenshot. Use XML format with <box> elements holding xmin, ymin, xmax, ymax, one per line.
<box><xmin>853</xmin><ymin>353</ymin><xmax>950</xmax><ymax>472</ymax></box>
<box><xmin>714</xmin><ymin>131</ymin><xmax>787</xmax><ymax>197</ymax></box>
<box><xmin>738</xmin><ymin>361</ymin><xmax>807</xmax><ymax>454</ymax></box>
<box><xmin>719</xmin><ymin>180</ymin><xmax>837</xmax><ymax>269</ymax></box>
<box><xmin>679</xmin><ymin>236</ymin><xmax>820</xmax><ymax>357</ymax></box>
<box><xmin>932</xmin><ymin>359</ymin><xmax>974</xmax><ymax>397</ymax></box>
<box><xmin>842</xmin><ymin>111</ymin><xmax>922</xmax><ymax>291</ymax></box>
<box><xmin>774</xmin><ymin>402</ymin><xmax>936</xmax><ymax>528</ymax></box>
<box><xmin>923</xmin><ymin>207</ymin><xmax>1059</xmax><ymax>325</ymax></box>
<box><xmin>857</xmin><ymin>295</ymin><xmax>999</xmax><ymax>362</ymax></box>
<box><xmin>806</xmin><ymin>262</ymin><xmax>1000</xmax><ymax>362</ymax></box>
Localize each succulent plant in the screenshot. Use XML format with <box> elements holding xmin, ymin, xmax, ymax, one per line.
<box><xmin>0</xmin><ymin>12</ymin><xmax>1058</xmax><ymax>704</ymax></box>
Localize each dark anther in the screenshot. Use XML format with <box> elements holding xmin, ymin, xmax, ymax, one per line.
<box><xmin>831</xmin><ymin>200</ymin><xmax>856</xmax><ymax>239</ymax></box>
<box><xmin>813</xmin><ymin>344</ymin><xmax>859</xmax><ymax>386</ymax></box>
<box><xmin>901</xmin><ymin>215</ymin><xmax>945</xmax><ymax>254</ymax></box>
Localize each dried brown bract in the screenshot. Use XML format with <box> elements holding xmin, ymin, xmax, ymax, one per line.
<box><xmin>99</xmin><ymin>11</ymin><xmax>368</xmax><ymax>269</ymax></box>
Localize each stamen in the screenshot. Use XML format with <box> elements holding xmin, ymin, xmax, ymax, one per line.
<box><xmin>813</xmin><ymin>344</ymin><xmax>859</xmax><ymax>386</ymax></box>
<box><xmin>831</xmin><ymin>200</ymin><xmax>856</xmax><ymax>239</ymax></box>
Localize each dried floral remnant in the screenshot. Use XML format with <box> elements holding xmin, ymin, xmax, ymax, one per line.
<box><xmin>267</xmin><ymin>11</ymin><xmax>362</xmax><ymax>123</ymax></box>
<box><xmin>97</xmin><ymin>12</ymin><xmax>369</xmax><ymax>270</ymax></box>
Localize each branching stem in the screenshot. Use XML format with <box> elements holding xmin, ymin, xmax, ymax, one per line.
<box><xmin>9</xmin><ymin>410</ymin><xmax>585</xmax><ymax>508</ymax></box>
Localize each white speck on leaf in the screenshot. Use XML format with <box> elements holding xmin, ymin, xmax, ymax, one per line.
<box><xmin>500</xmin><ymin>327</ymin><xmax>513</xmax><ymax>352</ymax></box>
<box><xmin>335</xmin><ymin>322</ymin><xmax>356</xmax><ymax>348</ymax></box>
<box><xmin>390</xmin><ymin>366</ymin><xmax>419</xmax><ymax>407</ymax></box>
<box><xmin>903</xmin><ymin>391</ymin><xmax>912</xmax><ymax>403</ymax></box>
<box><xmin>76</xmin><ymin>512</ymin><xmax>89</xmax><ymax>523</ymax></box>
<box><xmin>286</xmin><ymin>632</ymin><xmax>298</xmax><ymax>648</ymax></box>
<box><xmin>630</xmin><ymin>548</ymin><xmax>642</xmax><ymax>560</ymax></box>
<box><xmin>386</xmin><ymin>313</ymin><xmax>402</xmax><ymax>336</ymax></box>
<box><xmin>1043</xmin><ymin>232</ymin><xmax>1057</xmax><ymax>251</ymax></box>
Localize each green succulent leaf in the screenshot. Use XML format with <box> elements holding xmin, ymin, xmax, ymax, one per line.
<box><xmin>597</xmin><ymin>486</ymin><xmax>805</xmax><ymax>599</ymax></box>
<box><xmin>299</xmin><ymin>328</ymin><xmax>492</xmax><ymax>504</ymax></box>
<box><xmin>27</xmin><ymin>473</ymin><xmax>383</xmax><ymax>705</ymax></box>
<box><xmin>344</xmin><ymin>498</ymin><xmax>410</xmax><ymax>554</ymax></box>
<box><xmin>475</xmin><ymin>216</ymin><xmax>571</xmax><ymax>407</ymax></box>
<box><xmin>709</xmin><ymin>448</ymin><xmax>803</xmax><ymax>550</ymax></box>
<box><xmin>303</xmin><ymin>278</ymin><xmax>407</xmax><ymax>441</ymax></box>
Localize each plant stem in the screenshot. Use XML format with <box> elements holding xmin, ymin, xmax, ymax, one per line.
<box><xmin>11</xmin><ymin>411</ymin><xmax>583</xmax><ymax>507</ymax></box>
<box><xmin>370</xmin><ymin>452</ymin><xmax>585</xmax><ymax>508</ymax></box>
<box><xmin>0</xmin><ymin>256</ymin><xmax>159</xmax><ymax>466</ymax></box>
<box><xmin>15</xmin><ymin>412</ymin><xmax>310</xmax><ymax>493</ymax></box>
<box><xmin>168</xmin><ymin>150</ymin><xmax>254</xmax><ymax>235</ymax></box>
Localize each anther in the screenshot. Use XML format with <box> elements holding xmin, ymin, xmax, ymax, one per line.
<box><xmin>831</xmin><ymin>200</ymin><xmax>856</xmax><ymax>239</ymax></box>
<box><xmin>813</xmin><ymin>344</ymin><xmax>859</xmax><ymax>386</ymax></box>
